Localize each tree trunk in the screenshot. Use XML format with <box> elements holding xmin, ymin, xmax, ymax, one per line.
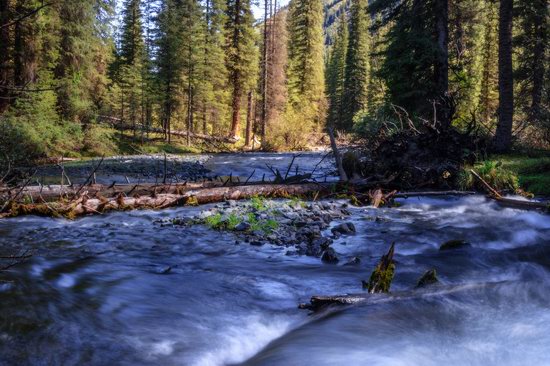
<box><xmin>493</xmin><ymin>0</ymin><xmax>514</xmax><ymax>152</ymax></box>
<box><xmin>435</xmin><ymin>0</ymin><xmax>450</xmax><ymax>128</ymax></box>
<box><xmin>245</xmin><ymin>91</ymin><xmax>254</xmax><ymax>146</ymax></box>
<box><xmin>0</xmin><ymin>0</ymin><xmax>11</xmax><ymax>113</ymax></box>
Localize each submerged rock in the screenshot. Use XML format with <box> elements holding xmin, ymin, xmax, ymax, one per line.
<box><xmin>416</xmin><ymin>269</ymin><xmax>439</xmax><ymax>288</ymax></box>
<box><xmin>439</xmin><ymin>239</ymin><xmax>470</xmax><ymax>251</ymax></box>
<box><xmin>331</xmin><ymin>222</ymin><xmax>356</xmax><ymax>235</ymax></box>
<box><xmin>344</xmin><ymin>257</ymin><xmax>361</xmax><ymax>266</ymax></box>
<box><xmin>321</xmin><ymin>248</ymin><xmax>339</xmax><ymax>264</ymax></box>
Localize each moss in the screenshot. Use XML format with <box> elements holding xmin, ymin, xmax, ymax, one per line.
<box><xmin>364</xmin><ymin>262</ymin><xmax>395</xmax><ymax>293</ymax></box>
<box><xmin>186</xmin><ymin>196</ymin><xmax>199</xmax><ymax>206</ymax></box>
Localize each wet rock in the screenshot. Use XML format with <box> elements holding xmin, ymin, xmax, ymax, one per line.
<box><xmin>344</xmin><ymin>257</ymin><xmax>361</xmax><ymax>266</ymax></box>
<box><xmin>439</xmin><ymin>239</ymin><xmax>470</xmax><ymax>251</ymax></box>
<box><xmin>416</xmin><ymin>269</ymin><xmax>439</xmax><ymax>288</ymax></box>
<box><xmin>234</xmin><ymin>222</ymin><xmax>251</xmax><ymax>231</ymax></box>
<box><xmin>331</xmin><ymin>222</ymin><xmax>356</xmax><ymax>235</ymax></box>
<box><xmin>311</xmin><ymin>237</ymin><xmax>332</xmax><ymax>250</ymax></box>
<box><xmin>154</xmin><ymin>266</ymin><xmax>172</xmax><ymax>274</ymax></box>
<box><xmin>321</xmin><ymin>248</ymin><xmax>339</xmax><ymax>264</ymax></box>
<box><xmin>250</xmin><ymin>240</ymin><xmax>264</xmax><ymax>246</ymax></box>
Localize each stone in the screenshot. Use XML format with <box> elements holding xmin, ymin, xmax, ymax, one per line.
<box><xmin>331</xmin><ymin>222</ymin><xmax>356</xmax><ymax>235</ymax></box>
<box><xmin>439</xmin><ymin>239</ymin><xmax>470</xmax><ymax>251</ymax></box>
<box><xmin>234</xmin><ymin>222</ymin><xmax>251</xmax><ymax>231</ymax></box>
<box><xmin>416</xmin><ymin>269</ymin><xmax>439</xmax><ymax>288</ymax></box>
<box><xmin>321</xmin><ymin>248</ymin><xmax>339</xmax><ymax>264</ymax></box>
<box><xmin>344</xmin><ymin>257</ymin><xmax>361</xmax><ymax>265</ymax></box>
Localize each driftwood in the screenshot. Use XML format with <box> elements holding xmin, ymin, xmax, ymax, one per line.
<box><xmin>362</xmin><ymin>243</ymin><xmax>396</xmax><ymax>293</ymax></box>
<box><xmin>328</xmin><ymin>128</ymin><xmax>348</xmax><ymax>182</ymax></box>
<box><xmin>299</xmin><ymin>282</ymin><xmax>507</xmax><ymax>312</ymax></box>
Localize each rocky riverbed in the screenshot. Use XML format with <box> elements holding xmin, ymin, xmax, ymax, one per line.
<box><xmin>158</xmin><ymin>198</ymin><xmax>361</xmax><ymax>265</ymax></box>
<box><xmin>34</xmin><ymin>154</ymin><xmax>212</xmax><ymax>185</ymax></box>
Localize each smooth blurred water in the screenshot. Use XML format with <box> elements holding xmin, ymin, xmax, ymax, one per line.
<box><xmin>0</xmin><ymin>195</ymin><xmax>549</xmax><ymax>366</ymax></box>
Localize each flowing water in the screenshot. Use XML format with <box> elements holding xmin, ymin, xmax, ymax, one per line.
<box><xmin>1</xmin><ymin>154</ymin><xmax>550</xmax><ymax>366</ymax></box>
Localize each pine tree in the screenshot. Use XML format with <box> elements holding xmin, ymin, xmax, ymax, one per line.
<box><xmin>286</xmin><ymin>0</ymin><xmax>325</xmax><ymax>126</ymax></box>
<box><xmin>341</xmin><ymin>0</ymin><xmax>370</xmax><ymax>130</ymax></box>
<box><xmin>118</xmin><ymin>0</ymin><xmax>145</xmax><ymax>136</ymax></box>
<box><xmin>225</xmin><ymin>0</ymin><xmax>256</xmax><ymax>139</ymax></box>
<box><xmin>515</xmin><ymin>0</ymin><xmax>549</xmax><ymax>127</ymax></box>
<box><xmin>196</xmin><ymin>0</ymin><xmax>229</xmax><ymax>135</ymax></box>
<box><xmin>374</xmin><ymin>0</ymin><xmax>450</xmax><ymax>125</ymax></box>
<box><xmin>156</xmin><ymin>0</ymin><xmax>186</xmax><ymax>142</ymax></box>
<box><xmin>326</xmin><ymin>12</ymin><xmax>348</xmax><ymax>130</ymax></box>
<box><xmin>477</xmin><ymin>0</ymin><xmax>499</xmax><ymax>126</ymax></box>
<box><xmin>493</xmin><ymin>0</ymin><xmax>514</xmax><ymax>152</ymax></box>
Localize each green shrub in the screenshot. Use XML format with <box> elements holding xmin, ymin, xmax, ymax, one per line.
<box><xmin>82</xmin><ymin>125</ymin><xmax>118</xmax><ymax>156</ymax></box>
<box><xmin>459</xmin><ymin>161</ymin><xmax>519</xmax><ymax>192</ymax></box>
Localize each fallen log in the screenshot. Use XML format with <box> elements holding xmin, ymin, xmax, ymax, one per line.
<box><xmin>298</xmin><ymin>281</ymin><xmax>509</xmax><ymax>312</ymax></box>
<box><xmin>0</xmin><ymin>181</ymin><xmax>226</xmax><ymax>203</ymax></box>
<box><xmin>0</xmin><ymin>182</ymin><xmax>336</xmax><ymax>219</ymax></box>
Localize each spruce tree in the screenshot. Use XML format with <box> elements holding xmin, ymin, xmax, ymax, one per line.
<box><xmin>515</xmin><ymin>0</ymin><xmax>549</xmax><ymax>127</ymax></box>
<box><xmin>493</xmin><ymin>0</ymin><xmax>514</xmax><ymax>152</ymax></box>
<box><xmin>374</xmin><ymin>0</ymin><xmax>450</xmax><ymax>125</ymax></box>
<box><xmin>225</xmin><ymin>0</ymin><xmax>256</xmax><ymax>139</ymax></box>
<box><xmin>341</xmin><ymin>0</ymin><xmax>370</xmax><ymax>130</ymax></box>
<box><xmin>286</xmin><ymin>0</ymin><xmax>325</xmax><ymax>126</ymax></box>
<box><xmin>118</xmin><ymin>0</ymin><xmax>145</xmax><ymax>135</ymax></box>
<box><xmin>326</xmin><ymin>12</ymin><xmax>348</xmax><ymax>130</ymax></box>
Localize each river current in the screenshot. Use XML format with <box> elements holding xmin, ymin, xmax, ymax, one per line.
<box><xmin>1</xmin><ymin>154</ymin><xmax>550</xmax><ymax>366</ymax></box>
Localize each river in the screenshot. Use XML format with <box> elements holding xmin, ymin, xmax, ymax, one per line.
<box><xmin>1</xmin><ymin>154</ymin><xmax>550</xmax><ymax>365</ymax></box>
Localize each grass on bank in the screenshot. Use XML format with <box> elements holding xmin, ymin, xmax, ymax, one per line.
<box><xmin>460</xmin><ymin>151</ymin><xmax>550</xmax><ymax>196</ymax></box>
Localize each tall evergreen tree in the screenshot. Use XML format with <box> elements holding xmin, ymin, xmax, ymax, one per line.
<box><xmin>341</xmin><ymin>0</ymin><xmax>370</xmax><ymax>130</ymax></box>
<box><xmin>374</xmin><ymin>0</ymin><xmax>450</xmax><ymax>125</ymax></box>
<box><xmin>197</xmin><ymin>0</ymin><xmax>229</xmax><ymax>135</ymax></box>
<box><xmin>326</xmin><ymin>12</ymin><xmax>348</xmax><ymax>130</ymax></box>
<box><xmin>225</xmin><ymin>0</ymin><xmax>256</xmax><ymax>139</ymax></box>
<box><xmin>286</xmin><ymin>0</ymin><xmax>325</xmax><ymax>126</ymax></box>
<box><xmin>493</xmin><ymin>0</ymin><xmax>514</xmax><ymax>152</ymax></box>
<box><xmin>515</xmin><ymin>0</ymin><xmax>549</xmax><ymax>127</ymax></box>
<box><xmin>156</xmin><ymin>0</ymin><xmax>186</xmax><ymax>141</ymax></box>
<box><xmin>117</xmin><ymin>0</ymin><xmax>145</xmax><ymax>135</ymax></box>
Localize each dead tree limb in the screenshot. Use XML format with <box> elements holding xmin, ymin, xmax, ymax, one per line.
<box><xmin>328</xmin><ymin>128</ymin><xmax>348</xmax><ymax>182</ymax></box>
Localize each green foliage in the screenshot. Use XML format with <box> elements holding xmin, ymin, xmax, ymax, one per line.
<box><xmin>287</xmin><ymin>0</ymin><xmax>326</xmax><ymax>127</ymax></box>
<box><xmin>326</xmin><ymin>12</ymin><xmax>348</xmax><ymax>129</ymax></box>
<box><xmin>250</xmin><ymin>196</ymin><xmax>267</xmax><ymax>211</ymax></box>
<box><xmin>458</xmin><ymin>161</ymin><xmax>519</xmax><ymax>192</ymax></box>
<box><xmin>82</xmin><ymin>125</ymin><xmax>118</xmax><ymax>156</ymax></box>
<box><xmin>376</xmin><ymin>0</ymin><xmax>445</xmax><ymax>120</ymax></box>
<box><xmin>341</xmin><ymin>0</ymin><xmax>371</xmax><ymax>130</ymax></box>
<box><xmin>247</xmin><ymin>213</ymin><xmax>279</xmax><ymax>234</ymax></box>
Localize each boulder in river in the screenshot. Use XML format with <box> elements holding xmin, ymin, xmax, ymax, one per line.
<box><xmin>416</xmin><ymin>269</ymin><xmax>439</xmax><ymax>288</ymax></box>
<box><xmin>331</xmin><ymin>222</ymin><xmax>356</xmax><ymax>235</ymax></box>
<box><xmin>321</xmin><ymin>248</ymin><xmax>339</xmax><ymax>264</ymax></box>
